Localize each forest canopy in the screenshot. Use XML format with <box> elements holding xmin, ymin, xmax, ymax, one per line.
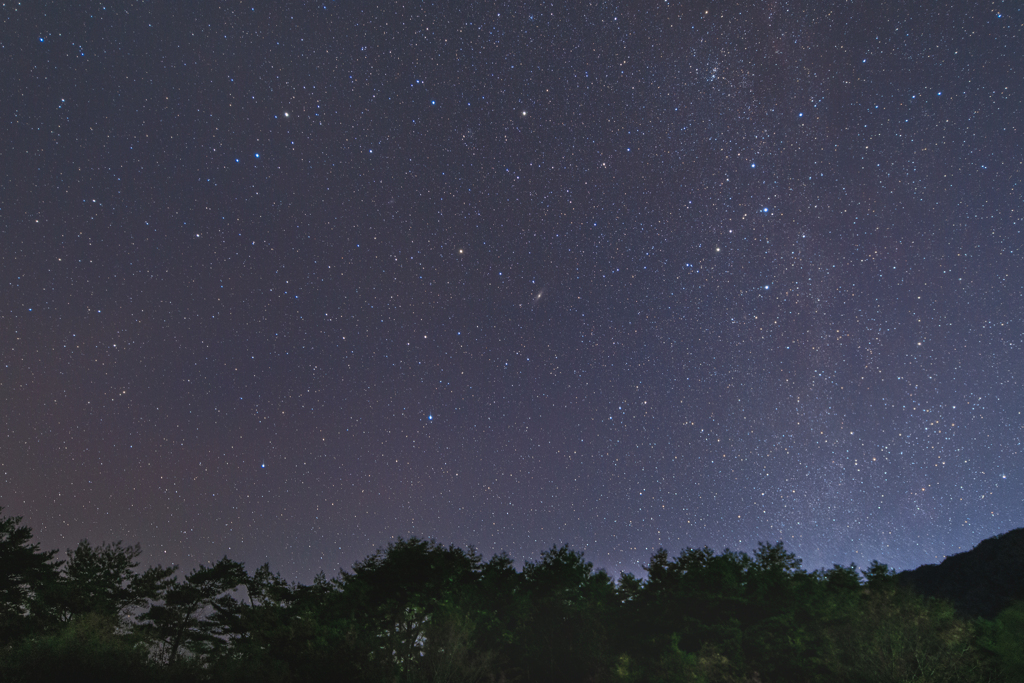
<box><xmin>1</xmin><ymin>507</ymin><xmax>1021</xmax><ymax>683</ymax></box>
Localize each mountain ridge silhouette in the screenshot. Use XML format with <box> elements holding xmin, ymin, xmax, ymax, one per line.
<box><xmin>898</xmin><ymin>527</ymin><xmax>1024</xmax><ymax>619</ymax></box>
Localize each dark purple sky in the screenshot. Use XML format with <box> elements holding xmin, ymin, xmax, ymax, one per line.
<box><xmin>2</xmin><ymin>0</ymin><xmax>1021</xmax><ymax>581</ymax></box>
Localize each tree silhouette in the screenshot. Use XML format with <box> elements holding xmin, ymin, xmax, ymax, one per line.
<box><xmin>340</xmin><ymin>537</ymin><xmax>483</xmax><ymax>682</ymax></box>
<box><xmin>519</xmin><ymin>544</ymin><xmax>616</xmax><ymax>683</ymax></box>
<box><xmin>50</xmin><ymin>539</ymin><xmax>174</xmax><ymax>626</ymax></box>
<box><xmin>0</xmin><ymin>517</ymin><xmax>1019</xmax><ymax>683</ymax></box>
<box><xmin>0</xmin><ymin>507</ymin><xmax>61</xmax><ymax>645</ymax></box>
<box><xmin>137</xmin><ymin>556</ymin><xmax>246</xmax><ymax>665</ymax></box>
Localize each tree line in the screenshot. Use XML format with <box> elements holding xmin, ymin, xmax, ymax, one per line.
<box><xmin>1</xmin><ymin>508</ymin><xmax>1021</xmax><ymax>682</ymax></box>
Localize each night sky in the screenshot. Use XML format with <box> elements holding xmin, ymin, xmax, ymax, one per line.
<box><xmin>2</xmin><ymin>1</ymin><xmax>1022</xmax><ymax>581</ymax></box>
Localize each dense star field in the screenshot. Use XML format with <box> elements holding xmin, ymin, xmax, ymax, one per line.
<box><xmin>1</xmin><ymin>1</ymin><xmax>1021</xmax><ymax>580</ymax></box>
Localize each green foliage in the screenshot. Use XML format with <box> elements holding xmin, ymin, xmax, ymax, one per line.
<box><xmin>620</xmin><ymin>541</ymin><xmax>819</xmax><ymax>681</ymax></box>
<box><xmin>340</xmin><ymin>537</ymin><xmax>484</xmax><ymax>682</ymax></box>
<box><xmin>815</xmin><ymin>572</ymin><xmax>985</xmax><ymax>683</ymax></box>
<box><xmin>0</xmin><ymin>612</ymin><xmax>160</xmax><ymax>683</ymax></box>
<box><xmin>861</xmin><ymin>559</ymin><xmax>898</xmax><ymax>589</ymax></box>
<box><xmin>1</xmin><ymin>511</ymin><xmax>1020</xmax><ymax>683</ymax></box>
<box><xmin>977</xmin><ymin>601</ymin><xmax>1024</xmax><ymax>683</ymax></box>
<box><xmin>518</xmin><ymin>544</ymin><xmax>617</xmax><ymax>682</ymax></box>
<box><xmin>419</xmin><ymin>598</ymin><xmax>495</xmax><ymax>683</ymax></box>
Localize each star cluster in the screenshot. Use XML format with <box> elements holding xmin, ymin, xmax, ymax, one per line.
<box><xmin>2</xmin><ymin>0</ymin><xmax>1021</xmax><ymax>578</ymax></box>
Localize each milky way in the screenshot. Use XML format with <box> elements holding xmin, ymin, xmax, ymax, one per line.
<box><xmin>2</xmin><ymin>1</ymin><xmax>1021</xmax><ymax>579</ymax></box>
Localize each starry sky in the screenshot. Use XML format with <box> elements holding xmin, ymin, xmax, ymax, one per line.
<box><xmin>2</xmin><ymin>1</ymin><xmax>1022</xmax><ymax>580</ymax></box>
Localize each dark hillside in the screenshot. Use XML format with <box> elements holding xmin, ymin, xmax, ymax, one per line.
<box><xmin>899</xmin><ymin>528</ymin><xmax>1024</xmax><ymax>619</ymax></box>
